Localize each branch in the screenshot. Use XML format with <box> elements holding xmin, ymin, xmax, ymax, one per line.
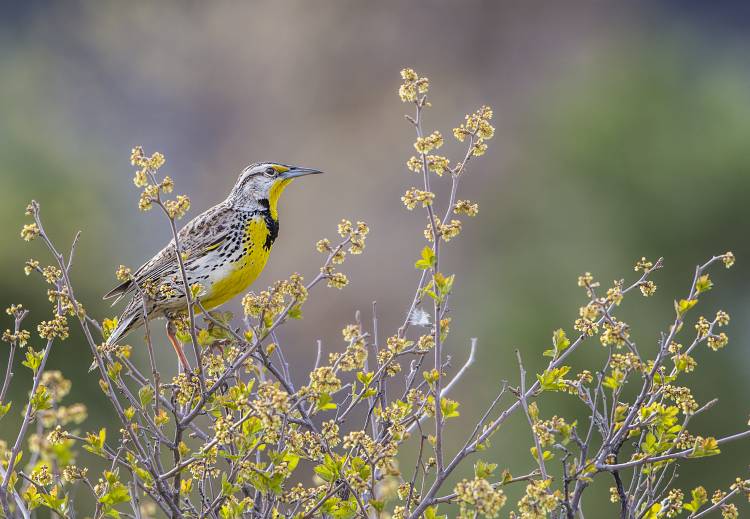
<box><xmin>517</xmin><ymin>349</ymin><xmax>548</xmax><ymax>480</ymax></box>
<box><xmin>597</xmin><ymin>429</ymin><xmax>750</xmax><ymax>472</ymax></box>
<box><xmin>405</xmin><ymin>338</ymin><xmax>477</xmax><ymax>435</ymax></box>
<box><xmin>431</xmin><ymin>470</ymin><xmax>541</xmax><ymax>504</ymax></box>
<box><xmin>688</xmin><ymin>487</ymin><xmax>741</xmax><ymax>518</ymax></box>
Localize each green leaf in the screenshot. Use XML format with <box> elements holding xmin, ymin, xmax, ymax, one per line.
<box><xmin>415</xmin><ymin>246</ymin><xmax>436</xmax><ymax>270</ymax></box>
<box><xmin>283</xmin><ymin>452</ymin><xmax>300</xmax><ymax>472</ymax></box>
<box><xmin>38</xmin><ymin>487</ymin><xmax>66</xmax><ymax>514</ymax></box>
<box><xmin>683</xmin><ymin>487</ymin><xmax>709</xmax><ymax>513</ymax></box>
<box><xmin>98</xmin><ymin>471</ymin><xmax>130</xmax><ymax>514</ymax></box>
<box><xmin>602</xmin><ymin>369</ymin><xmax>625</xmax><ymax>391</ymax></box>
<box><xmin>197</xmin><ymin>328</ymin><xmax>213</xmax><ymax>347</ymax></box>
<box><xmin>139</xmin><ymin>385</ymin><xmax>154</xmax><ymax>408</ymax></box>
<box><xmin>350</xmin><ymin>456</ymin><xmax>370</xmax><ymax>479</ymax></box>
<box><xmin>30</xmin><ymin>385</ymin><xmax>52</xmax><ymax>411</ymax></box>
<box><xmin>642</xmin><ymin>432</ymin><xmax>658</xmax><ymax>455</ymax></box>
<box><xmin>553</xmin><ymin>328</ymin><xmax>570</xmax><ymax>352</ymax></box>
<box><xmin>22</xmin><ymin>348</ymin><xmax>44</xmax><ymax>373</ymax></box>
<box><xmin>501</xmin><ymin>469</ymin><xmax>513</xmax><ymax>485</ymax></box>
<box><xmin>175</xmin><ymin>328</ymin><xmax>192</xmax><ymax>343</ymax></box>
<box><xmin>83</xmin><ymin>428</ymin><xmax>107</xmax><ymax>457</ymax></box>
<box><xmin>314</xmin><ymin>454</ymin><xmax>342</xmax><ymax>483</ymax></box>
<box><xmin>474</xmin><ymin>460</ymin><xmax>498</xmax><ymax>478</ymax></box>
<box><xmin>313</xmin><ymin>464</ymin><xmax>334</xmax><ymax>482</ymax></box>
<box><xmin>315</xmin><ymin>392</ymin><xmax>337</xmax><ymax>412</ymax></box>
<box><xmin>530</xmin><ymin>446</ymin><xmax>554</xmax><ymax>461</ymax></box>
<box><xmin>221</xmin><ymin>473</ymin><xmax>241</xmax><ymax>497</ymax></box>
<box><xmin>440</xmin><ymin>398</ymin><xmax>460</xmax><ymax>418</ymax></box>
<box><xmin>106</xmin><ymin>361</ymin><xmax>123</xmax><ymax>381</ymax></box>
<box><xmin>220</xmin><ymin>497</ymin><xmax>250</xmax><ymax>519</ymax></box>
<box><xmin>544</xmin><ymin>328</ymin><xmax>571</xmax><ymax>358</ymax></box>
<box><xmin>132</xmin><ymin>466</ymin><xmax>153</xmax><ymax>486</ymax></box>
<box><xmin>642</xmin><ymin>503</ymin><xmax>662</xmax><ymax>519</ymax></box>
<box><xmin>288</xmin><ymin>305</ymin><xmax>303</xmax><ymax>319</ymax></box>
<box><xmin>689</xmin><ymin>437</ymin><xmax>721</xmax><ymax>458</ymax></box>
<box><xmin>675</xmin><ymin>298</ymin><xmax>698</xmax><ymax>318</ymax></box>
<box><xmin>320</xmin><ymin>495</ymin><xmax>358</xmax><ymax>519</ymax></box>
<box><xmin>433</xmin><ymin>272</ymin><xmax>454</xmax><ymax>297</ymax></box>
<box><xmin>536</xmin><ymin>366</ymin><xmax>571</xmax><ymax>392</ymax></box>
<box><xmin>424</xmin><ymin>506</ymin><xmax>447</xmax><ymax>519</ymax></box>
<box><xmin>180</xmin><ymin>478</ymin><xmax>193</xmax><ymax>496</ymax></box>
<box><xmin>356</xmin><ymin>371</ymin><xmax>374</xmax><ymax>386</ymax></box>
<box><xmin>101</xmin><ymin>318</ymin><xmax>118</xmax><ymax>341</ymax></box>
<box><xmin>695</xmin><ymin>274</ymin><xmax>713</xmax><ymax>294</ymax></box>
<box><xmin>23</xmin><ymin>485</ymin><xmax>43</xmax><ymax>511</ymax></box>
<box><xmin>423</xmin><ymin>369</ymin><xmax>440</xmax><ymax>385</ymax></box>
<box><xmin>0</xmin><ymin>401</ymin><xmax>11</xmax><ymax>420</ymax></box>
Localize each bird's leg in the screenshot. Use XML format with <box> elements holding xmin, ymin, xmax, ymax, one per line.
<box><xmin>166</xmin><ymin>319</ymin><xmax>191</xmax><ymax>373</ymax></box>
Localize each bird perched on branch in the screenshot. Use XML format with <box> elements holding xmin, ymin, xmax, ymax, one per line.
<box><xmin>103</xmin><ymin>163</ymin><xmax>322</xmax><ymax>370</ymax></box>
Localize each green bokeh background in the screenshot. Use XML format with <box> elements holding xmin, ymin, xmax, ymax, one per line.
<box><xmin>1</xmin><ymin>2</ymin><xmax>748</xmax><ymax>516</ymax></box>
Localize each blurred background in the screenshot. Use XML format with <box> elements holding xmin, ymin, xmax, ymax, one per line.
<box><xmin>1</xmin><ymin>1</ymin><xmax>749</xmax><ymax>516</ymax></box>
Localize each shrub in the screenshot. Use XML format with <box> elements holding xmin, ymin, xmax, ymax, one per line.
<box><xmin>0</xmin><ymin>68</ymin><xmax>748</xmax><ymax>518</ymax></box>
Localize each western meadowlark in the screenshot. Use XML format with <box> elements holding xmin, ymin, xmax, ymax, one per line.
<box><xmin>103</xmin><ymin>162</ymin><xmax>322</xmax><ymax>370</ymax></box>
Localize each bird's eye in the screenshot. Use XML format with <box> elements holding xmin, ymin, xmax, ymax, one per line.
<box><xmin>264</xmin><ymin>167</ymin><xmax>277</xmax><ymax>178</ymax></box>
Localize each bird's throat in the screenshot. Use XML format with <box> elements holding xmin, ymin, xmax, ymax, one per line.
<box><xmin>267</xmin><ymin>178</ymin><xmax>292</xmax><ymax>220</ymax></box>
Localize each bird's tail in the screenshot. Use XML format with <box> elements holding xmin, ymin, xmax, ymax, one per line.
<box><xmin>106</xmin><ymin>313</ymin><xmax>137</xmax><ymax>346</ymax></box>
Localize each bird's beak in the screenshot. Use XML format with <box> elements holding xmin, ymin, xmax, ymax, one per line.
<box><xmin>280</xmin><ymin>167</ymin><xmax>324</xmax><ymax>179</ymax></box>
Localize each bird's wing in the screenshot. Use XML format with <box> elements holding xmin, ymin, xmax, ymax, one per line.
<box><xmin>104</xmin><ymin>203</ymin><xmax>235</xmax><ymax>301</ymax></box>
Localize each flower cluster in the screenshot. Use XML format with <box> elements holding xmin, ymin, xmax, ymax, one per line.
<box><xmin>600</xmin><ymin>318</ymin><xmax>630</xmax><ymax>348</ymax></box>
<box><xmin>424</xmin><ymin>219</ymin><xmax>463</xmax><ymax>242</ymax></box>
<box><xmin>114</xmin><ymin>264</ymin><xmax>132</xmax><ymax>282</ymax></box>
<box><xmin>130</xmin><ymin>146</ymin><xmax>190</xmax><ymax>219</ymax></box>
<box><xmin>454</xmin><ymin>199</ymin><xmax>479</xmax><ymax>216</ymax></box>
<box><xmin>164</xmin><ymin>194</ymin><xmax>191</xmax><ymax>219</ymax></box>
<box><xmin>398</xmin><ymin>68</ymin><xmax>429</xmax><ymax>103</ymax></box>
<box><xmin>414</xmin><ymin>131</ymin><xmax>444</xmax><ymax>154</ymax></box>
<box><xmin>453</xmin><ymin>105</ymin><xmax>495</xmax><ymax>157</ymax></box>
<box><xmin>307</xmin><ymin>366</ymin><xmax>341</xmax><ymax>395</ymax></box>
<box><xmin>241</xmin><ymin>273</ymin><xmax>307</xmax><ymax>326</ymax></box>
<box><xmin>454</xmin><ymin>477</ymin><xmax>507</xmax><ymax>518</ymax></box>
<box><xmin>316</xmin><ymin>220</ymin><xmax>369</xmax><ymax>289</ymax></box>
<box><xmin>722</xmin><ymin>251</ymin><xmax>735</xmax><ymax>268</ymax></box>
<box><xmin>510</xmin><ymin>479</ymin><xmax>561</xmax><ymax>519</ymax></box>
<box><xmin>37</xmin><ymin>315</ymin><xmax>69</xmax><ymax>341</ymax></box>
<box><xmin>639</xmin><ymin>280</ymin><xmax>657</xmax><ymax>296</ymax></box>
<box><xmin>402</xmin><ymin>188</ymin><xmax>435</xmax><ymax>210</ymax></box>
<box><xmin>20</xmin><ymin>223</ymin><xmax>40</xmax><ymax>242</ymax></box>
<box><xmin>338</xmin><ymin>219</ymin><xmax>369</xmax><ymax>254</ymax></box>
<box><xmin>131</xmin><ymin>146</ymin><xmax>165</xmax><ymax>184</ymax></box>
<box><xmin>2</xmin><ymin>325</ymin><xmax>30</xmax><ymax>347</ymax></box>
<box><xmin>406</xmin><ymin>155</ymin><xmax>452</xmax><ymax>176</ymax></box>
<box><xmin>663</xmin><ymin>384</ymin><xmax>699</xmax><ymax>414</ymax></box>
<box><xmin>328</xmin><ymin>324</ymin><xmax>367</xmax><ymax>371</ymax></box>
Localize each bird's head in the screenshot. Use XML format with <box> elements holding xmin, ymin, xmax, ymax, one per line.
<box><xmin>228</xmin><ymin>162</ymin><xmax>322</xmax><ymax>217</ymax></box>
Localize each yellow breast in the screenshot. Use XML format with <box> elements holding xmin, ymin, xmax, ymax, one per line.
<box><xmin>201</xmin><ymin>217</ymin><xmax>273</xmax><ymax>310</ymax></box>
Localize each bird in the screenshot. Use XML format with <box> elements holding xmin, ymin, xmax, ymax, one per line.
<box><xmin>103</xmin><ymin>162</ymin><xmax>322</xmax><ymax>371</ymax></box>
